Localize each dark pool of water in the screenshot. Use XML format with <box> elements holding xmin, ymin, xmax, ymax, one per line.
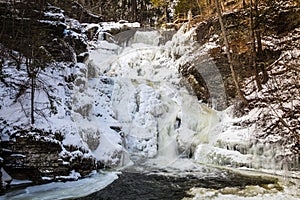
<box><xmin>72</xmin><ymin>167</ymin><xmax>277</xmax><ymax>200</ymax></box>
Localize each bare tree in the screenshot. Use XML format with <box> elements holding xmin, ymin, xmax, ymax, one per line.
<box><xmin>131</xmin><ymin>0</ymin><xmax>138</xmax><ymax>21</ymax></box>
<box><xmin>253</xmin><ymin>0</ymin><xmax>268</xmax><ymax>84</ymax></box>
<box><xmin>214</xmin><ymin>0</ymin><xmax>248</xmax><ymax>106</ymax></box>
<box><xmin>26</xmin><ymin>56</ymin><xmax>43</xmax><ymax>125</ymax></box>
<box><xmin>250</xmin><ymin>0</ymin><xmax>262</xmax><ymax>90</ymax></box>
<box><xmin>250</xmin><ymin>0</ymin><xmax>269</xmax><ymax>91</ymax></box>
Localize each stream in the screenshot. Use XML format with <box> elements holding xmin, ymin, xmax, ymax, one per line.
<box><xmin>74</xmin><ymin>166</ymin><xmax>278</xmax><ymax>200</ymax></box>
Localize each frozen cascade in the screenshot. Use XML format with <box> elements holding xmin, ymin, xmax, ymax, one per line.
<box><xmin>86</xmin><ymin>27</ymin><xmax>223</xmax><ymax>167</ymax></box>
<box><xmin>85</xmin><ymin>25</ymin><xmax>299</xmax><ymax>172</ymax></box>
<box><xmin>128</xmin><ymin>30</ymin><xmax>161</xmax><ymax>46</ymax></box>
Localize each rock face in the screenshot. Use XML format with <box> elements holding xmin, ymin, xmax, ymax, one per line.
<box><xmin>49</xmin><ymin>0</ymin><xmax>103</xmax><ymax>23</ymax></box>
<box><xmin>185</xmin><ymin>2</ymin><xmax>300</xmax><ymax>106</ymax></box>
<box><xmin>0</xmin><ymin>1</ymin><xmax>104</xmax><ymax>190</ymax></box>
<box><xmin>0</xmin><ymin>0</ymin><xmax>95</xmax><ymax>63</ymax></box>
<box><xmin>0</xmin><ymin>129</ymin><xmax>96</xmax><ymax>184</ymax></box>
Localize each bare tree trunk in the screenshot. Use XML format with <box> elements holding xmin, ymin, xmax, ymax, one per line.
<box><xmin>165</xmin><ymin>5</ymin><xmax>168</xmax><ymax>23</ymax></box>
<box><xmin>27</xmin><ymin>57</ymin><xmax>36</xmax><ymax>125</ymax></box>
<box><xmin>131</xmin><ymin>0</ymin><xmax>137</xmax><ymax>21</ymax></box>
<box><xmin>214</xmin><ymin>0</ymin><xmax>248</xmax><ymax>106</ymax></box>
<box><xmin>254</xmin><ymin>0</ymin><xmax>262</xmax><ymax>56</ymax></box>
<box><xmin>243</xmin><ymin>0</ymin><xmax>246</xmax><ymax>8</ymax></box>
<box><xmin>196</xmin><ymin>0</ymin><xmax>202</xmax><ymax>13</ymax></box>
<box><xmin>31</xmin><ymin>72</ymin><xmax>35</xmax><ymax>125</ymax></box>
<box><xmin>256</xmin><ymin>30</ymin><xmax>263</xmax><ymax>56</ymax></box>
<box><xmin>254</xmin><ymin>0</ymin><xmax>268</xmax><ymax>84</ymax></box>
<box><xmin>250</xmin><ymin>0</ymin><xmax>262</xmax><ymax>90</ymax></box>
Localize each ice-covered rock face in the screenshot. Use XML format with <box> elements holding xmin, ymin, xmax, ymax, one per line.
<box><xmin>129</xmin><ymin>31</ymin><xmax>161</xmax><ymax>46</ymax></box>
<box><xmin>70</xmin><ymin>72</ymin><xmax>123</xmax><ymax>167</ymax></box>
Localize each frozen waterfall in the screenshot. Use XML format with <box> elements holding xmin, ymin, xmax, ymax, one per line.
<box><xmin>83</xmin><ymin>25</ymin><xmax>299</xmax><ymax>174</ymax></box>
<box><xmin>88</xmin><ymin>28</ymin><xmax>222</xmax><ymax>165</ymax></box>
<box><xmin>2</xmin><ymin>24</ymin><xmax>299</xmax><ymax>200</ymax></box>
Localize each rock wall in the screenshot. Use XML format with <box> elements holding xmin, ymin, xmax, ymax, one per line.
<box><xmin>0</xmin><ymin>0</ymin><xmax>97</xmax><ymax>63</ymax></box>
<box><xmin>187</xmin><ymin>2</ymin><xmax>300</xmax><ymax>105</ymax></box>
<box><xmin>0</xmin><ymin>129</ymin><xmax>96</xmax><ymax>185</ymax></box>
<box><xmin>49</xmin><ymin>0</ymin><xmax>103</xmax><ymax>23</ymax></box>
<box><xmin>0</xmin><ymin>1</ymin><xmax>104</xmax><ymax>190</ymax></box>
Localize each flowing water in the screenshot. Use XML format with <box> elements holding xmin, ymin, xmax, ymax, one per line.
<box><xmin>1</xmin><ymin>27</ymin><xmax>300</xmax><ymax>200</ymax></box>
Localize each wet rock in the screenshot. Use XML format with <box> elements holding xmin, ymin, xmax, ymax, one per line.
<box><xmin>1</xmin><ymin>136</ymin><xmax>63</xmax><ymax>182</ymax></box>
<box><xmin>77</xmin><ymin>52</ymin><xmax>89</xmax><ymax>63</ymax></box>
<box><xmin>179</xmin><ymin>55</ymin><xmax>228</xmax><ymax>110</ymax></box>
<box><xmin>179</xmin><ymin>62</ymin><xmax>210</xmax><ymax>103</ymax></box>
<box><xmin>74</xmin><ymin>104</ymin><xmax>92</xmax><ymax>118</ymax></box>
<box><xmin>63</xmin><ymin>30</ymin><xmax>88</xmax><ymax>59</ymax></box>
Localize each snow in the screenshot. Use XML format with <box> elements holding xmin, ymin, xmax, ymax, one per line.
<box><xmin>56</xmin><ymin>170</ymin><xmax>81</xmax><ymax>181</ymax></box>
<box><xmin>184</xmin><ymin>166</ymin><xmax>300</xmax><ymax>200</ymax></box>
<box><xmin>240</xmin><ymin>27</ymin><xmax>300</xmax><ymax>168</ymax></box>
<box><xmin>84</xmin><ymin>23</ymin><xmax>265</xmax><ymax>175</ymax></box>
<box><xmin>63</xmin><ymin>29</ymin><xmax>82</xmax><ymax>38</ymax></box>
<box><xmin>85</xmin><ymin>24</ymin><xmax>226</xmax><ymax>162</ymax></box>
<box><xmin>100</xmin><ymin>22</ymin><xmax>140</xmax><ymax>32</ymax></box>
<box><xmin>1</xmin><ymin>172</ymin><xmax>118</xmax><ymax>200</ymax></box>
<box><xmin>10</xmin><ymin>179</ymin><xmax>33</xmax><ymax>185</ymax></box>
<box><xmin>1</xmin><ymin>18</ymin><xmax>295</xmax><ymax>171</ymax></box>
<box><xmin>185</xmin><ymin>183</ymin><xmax>300</xmax><ymax>200</ymax></box>
<box><xmin>44</xmin><ymin>12</ymin><xmax>64</xmax><ymax>20</ymax></box>
<box><xmin>37</xmin><ymin>20</ymin><xmax>66</xmax><ymax>26</ymax></box>
<box><xmin>10</xmin><ymin>154</ymin><xmax>26</xmax><ymax>158</ymax></box>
